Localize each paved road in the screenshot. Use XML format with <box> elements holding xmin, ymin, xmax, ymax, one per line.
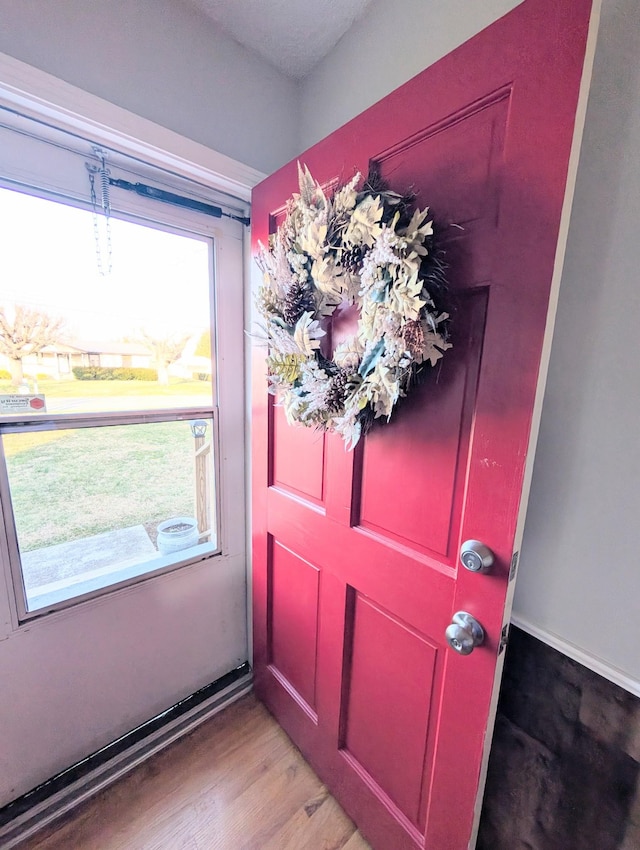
<box><xmin>36</xmin><ymin>395</ymin><xmax>211</xmax><ymax>414</ymax></box>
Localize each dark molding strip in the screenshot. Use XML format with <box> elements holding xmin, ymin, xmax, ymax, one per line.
<box><xmin>0</xmin><ymin>661</ymin><xmax>251</xmax><ymax>830</ymax></box>
<box><xmin>108</xmin><ymin>177</ymin><xmax>251</xmax><ymax>226</ymax></box>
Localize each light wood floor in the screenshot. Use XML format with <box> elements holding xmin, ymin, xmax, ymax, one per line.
<box><xmin>16</xmin><ymin>693</ymin><xmax>372</xmax><ymax>850</ymax></box>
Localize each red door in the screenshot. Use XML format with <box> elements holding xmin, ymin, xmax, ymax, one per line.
<box><xmin>251</xmin><ymin>1</ymin><xmax>595</xmax><ymax>847</ymax></box>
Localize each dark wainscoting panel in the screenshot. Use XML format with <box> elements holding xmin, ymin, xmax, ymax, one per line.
<box><xmin>478</xmin><ymin>628</ymin><xmax>640</xmax><ymax>850</ymax></box>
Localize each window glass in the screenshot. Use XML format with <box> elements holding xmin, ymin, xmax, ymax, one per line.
<box><xmin>3</xmin><ymin>417</ymin><xmax>217</xmax><ymax>613</ymax></box>
<box><xmin>0</xmin><ymin>187</ymin><xmax>213</xmax><ymax>415</ymax></box>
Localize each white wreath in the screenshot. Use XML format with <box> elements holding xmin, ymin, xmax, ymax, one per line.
<box><xmin>256</xmin><ymin>164</ymin><xmax>451</xmax><ymax>449</ymax></box>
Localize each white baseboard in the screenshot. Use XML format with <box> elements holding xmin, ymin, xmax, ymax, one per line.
<box><xmin>0</xmin><ymin>673</ymin><xmax>253</xmax><ymax>850</ymax></box>
<box><xmin>510</xmin><ymin>614</ymin><xmax>640</xmax><ymax>699</ymax></box>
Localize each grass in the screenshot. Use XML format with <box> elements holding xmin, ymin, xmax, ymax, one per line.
<box><xmin>3</xmin><ymin>430</ymin><xmax>68</xmax><ymax>457</ymax></box>
<box><xmin>1</xmin><ymin>379</ymin><xmax>214</xmax><ymax>552</ymax></box>
<box><xmin>4</xmin><ymin>420</ymin><xmax>199</xmax><ymax>551</ymax></box>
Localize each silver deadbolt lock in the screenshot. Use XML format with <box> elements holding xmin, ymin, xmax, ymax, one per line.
<box><xmin>460</xmin><ymin>539</ymin><xmax>494</xmax><ymax>573</ymax></box>
<box><xmin>445</xmin><ymin>611</ymin><xmax>485</xmax><ymax>656</ymax></box>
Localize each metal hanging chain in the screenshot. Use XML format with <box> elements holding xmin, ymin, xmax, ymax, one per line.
<box><xmin>84</xmin><ymin>148</ymin><xmax>250</xmax><ymax>232</ymax></box>
<box><xmin>86</xmin><ymin>147</ymin><xmax>113</xmax><ymax>276</ymax></box>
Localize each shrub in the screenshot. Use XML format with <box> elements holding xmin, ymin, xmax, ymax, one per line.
<box><xmin>193</xmin><ymin>372</ymin><xmax>212</xmax><ymax>382</ymax></box>
<box><xmin>0</xmin><ymin>369</ymin><xmax>11</xmax><ymax>380</ymax></box>
<box><xmin>72</xmin><ymin>366</ymin><xmax>158</xmax><ymax>381</ymax></box>
<box><xmin>73</xmin><ymin>367</ymin><xmax>109</xmax><ymax>381</ymax></box>
<box><xmin>114</xmin><ymin>367</ymin><xmax>158</xmax><ymax>381</ymax></box>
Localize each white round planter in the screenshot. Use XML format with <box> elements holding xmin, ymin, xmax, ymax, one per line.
<box><xmin>156</xmin><ymin>517</ymin><xmax>199</xmax><ymax>554</ymax></box>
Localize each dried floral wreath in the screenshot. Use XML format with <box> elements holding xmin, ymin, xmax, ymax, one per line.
<box><xmin>256</xmin><ymin>163</ymin><xmax>451</xmax><ymax>449</ymax></box>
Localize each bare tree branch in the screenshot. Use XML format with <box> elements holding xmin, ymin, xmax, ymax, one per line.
<box><xmin>0</xmin><ymin>305</ymin><xmax>65</xmax><ymax>384</ymax></box>
<box><xmin>138</xmin><ymin>331</ymin><xmax>189</xmax><ymax>385</ymax></box>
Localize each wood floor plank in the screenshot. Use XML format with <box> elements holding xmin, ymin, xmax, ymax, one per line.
<box><xmin>343</xmin><ymin>832</ymin><xmax>376</xmax><ymax>850</ymax></box>
<box><xmin>15</xmin><ymin>694</ymin><xmax>371</xmax><ymax>850</ymax></box>
<box><xmin>207</xmin><ymin>754</ymin><xmax>321</xmax><ymax>849</ymax></box>
<box><xmin>262</xmin><ymin>792</ymin><xmax>358</xmax><ymax>850</ymax></box>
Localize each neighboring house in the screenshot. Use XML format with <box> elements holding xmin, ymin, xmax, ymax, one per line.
<box><xmin>4</xmin><ymin>340</ymin><xmax>154</xmax><ymax>379</ymax></box>
<box><xmin>0</xmin><ymin>335</ymin><xmax>210</xmax><ymax>381</ymax></box>
<box><xmin>170</xmin><ymin>354</ymin><xmax>212</xmax><ymax>380</ymax></box>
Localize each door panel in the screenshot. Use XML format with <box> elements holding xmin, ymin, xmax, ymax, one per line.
<box><xmin>341</xmin><ymin>592</ymin><xmax>439</xmax><ymax>826</ymax></box>
<box><xmin>375</xmin><ymin>89</ymin><xmax>509</xmax><ymax>238</ymax></box>
<box><xmin>271</xmin><ymin>404</ymin><xmax>327</xmax><ymax>506</ymax></box>
<box><xmin>268</xmin><ymin>538</ymin><xmax>320</xmax><ymax>713</ymax></box>
<box><xmin>357</xmin><ymin>292</ymin><xmax>487</xmax><ymax>562</ymax></box>
<box><xmin>252</xmin><ymin>1</ymin><xmax>595</xmax><ymax>846</ymax></box>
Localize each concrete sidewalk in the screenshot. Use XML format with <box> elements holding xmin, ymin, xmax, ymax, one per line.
<box><xmin>21</xmin><ymin>525</ymin><xmax>157</xmax><ymax>594</ymax></box>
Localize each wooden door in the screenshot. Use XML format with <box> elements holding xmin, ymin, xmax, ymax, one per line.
<box><xmin>251</xmin><ymin>1</ymin><xmax>596</xmax><ymax>847</ymax></box>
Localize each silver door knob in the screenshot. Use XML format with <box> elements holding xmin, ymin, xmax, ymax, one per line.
<box><xmin>445</xmin><ymin>611</ymin><xmax>485</xmax><ymax>655</ymax></box>
<box><xmin>460</xmin><ymin>539</ymin><xmax>494</xmax><ymax>573</ymax></box>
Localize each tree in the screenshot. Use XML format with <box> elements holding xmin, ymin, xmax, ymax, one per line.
<box><xmin>194</xmin><ymin>330</ymin><xmax>211</xmax><ymax>360</ymax></box>
<box><xmin>139</xmin><ymin>331</ymin><xmax>189</xmax><ymax>385</ymax></box>
<box><xmin>0</xmin><ymin>305</ymin><xmax>65</xmax><ymax>385</ymax></box>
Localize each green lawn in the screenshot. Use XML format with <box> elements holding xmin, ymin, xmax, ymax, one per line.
<box><xmin>5</xmin><ymin>421</ymin><xmax>198</xmax><ymax>551</ymax></box>
<box><xmin>1</xmin><ymin>379</ymin><xmax>213</xmax><ymax>552</ymax></box>
<box><xmin>3</xmin><ymin>429</ymin><xmax>68</xmax><ymax>458</ymax></box>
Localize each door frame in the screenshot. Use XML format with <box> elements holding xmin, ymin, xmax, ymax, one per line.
<box><xmin>0</xmin><ymin>51</ymin><xmax>265</xmax><ymax>811</ymax></box>
<box><xmin>466</xmin><ymin>2</ymin><xmax>602</xmax><ymax>839</ymax></box>
<box><xmin>0</xmin><ymin>50</ymin><xmax>265</xmax><ymax>641</ymax></box>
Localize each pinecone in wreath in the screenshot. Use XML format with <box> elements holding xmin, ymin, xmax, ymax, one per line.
<box><xmin>402</xmin><ymin>319</ymin><xmax>426</xmax><ymax>358</ymax></box>
<box><xmin>282</xmin><ymin>281</ymin><xmax>316</xmax><ymax>325</ymax></box>
<box><xmin>324</xmin><ymin>368</ymin><xmax>351</xmax><ymax>413</ymax></box>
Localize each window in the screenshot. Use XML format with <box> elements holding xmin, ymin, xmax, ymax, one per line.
<box><xmin>0</xmin><ymin>109</ymin><xmax>247</xmax><ymax>621</ymax></box>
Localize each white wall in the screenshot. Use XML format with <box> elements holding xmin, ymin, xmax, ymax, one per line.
<box><xmin>300</xmin><ymin>0</ymin><xmax>522</xmax><ymax>151</ymax></box>
<box><xmin>0</xmin><ymin>0</ymin><xmax>298</xmax><ymax>174</ymax></box>
<box><xmin>300</xmin><ymin>0</ymin><xmax>640</xmax><ymax>689</ymax></box>
<box><xmin>512</xmin><ymin>0</ymin><xmax>640</xmax><ymax>687</ymax></box>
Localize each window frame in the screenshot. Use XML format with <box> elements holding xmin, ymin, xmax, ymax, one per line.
<box><xmin>0</xmin><ymin>185</ymin><xmax>224</xmax><ymax>623</ymax></box>
<box><xmin>0</xmin><ymin>410</ymin><xmax>222</xmax><ymax>621</ymax></box>
<box><xmin>0</xmin><ymin>55</ymin><xmax>258</xmax><ymax>632</ymax></box>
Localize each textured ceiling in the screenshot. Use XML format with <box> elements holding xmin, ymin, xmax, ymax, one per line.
<box><xmin>186</xmin><ymin>0</ymin><xmax>375</xmax><ymax>78</ymax></box>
